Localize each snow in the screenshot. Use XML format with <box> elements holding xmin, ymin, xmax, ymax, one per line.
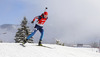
<box><xmin>0</xmin><ymin>43</ymin><xmax>99</xmax><ymax>57</ymax></box>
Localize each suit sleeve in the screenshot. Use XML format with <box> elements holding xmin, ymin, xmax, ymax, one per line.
<box><xmin>33</xmin><ymin>16</ymin><xmax>39</xmax><ymax>21</ymax></box>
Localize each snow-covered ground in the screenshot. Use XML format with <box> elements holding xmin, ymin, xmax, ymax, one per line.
<box><xmin>0</xmin><ymin>43</ymin><xmax>99</xmax><ymax>57</ymax></box>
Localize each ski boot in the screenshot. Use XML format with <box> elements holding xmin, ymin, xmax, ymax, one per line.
<box><xmin>23</xmin><ymin>39</ymin><xmax>28</xmax><ymax>44</ymax></box>
<box><xmin>38</xmin><ymin>40</ymin><xmax>43</xmax><ymax>46</ymax></box>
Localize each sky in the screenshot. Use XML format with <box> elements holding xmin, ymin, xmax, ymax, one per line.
<box><xmin>1</xmin><ymin>0</ymin><xmax>100</xmax><ymax>44</ymax></box>
<box><xmin>0</xmin><ymin>0</ymin><xmax>46</xmax><ymax>25</ymax></box>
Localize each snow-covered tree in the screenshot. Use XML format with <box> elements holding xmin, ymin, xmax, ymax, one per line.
<box><xmin>56</xmin><ymin>39</ymin><xmax>64</xmax><ymax>46</ymax></box>
<box><xmin>15</xmin><ymin>17</ymin><xmax>33</xmax><ymax>43</ymax></box>
<box><xmin>91</xmin><ymin>42</ymin><xmax>98</xmax><ymax>48</ymax></box>
<box><xmin>56</xmin><ymin>40</ymin><xmax>60</xmax><ymax>45</ymax></box>
<box><xmin>0</xmin><ymin>40</ymin><xmax>2</xmax><ymax>43</ymax></box>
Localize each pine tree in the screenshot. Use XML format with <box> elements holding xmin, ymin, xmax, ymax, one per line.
<box><xmin>15</xmin><ymin>17</ymin><xmax>33</xmax><ymax>43</ymax></box>
<box><xmin>0</xmin><ymin>40</ymin><xmax>2</xmax><ymax>43</ymax></box>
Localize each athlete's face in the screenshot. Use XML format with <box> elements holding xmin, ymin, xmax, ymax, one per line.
<box><xmin>44</xmin><ymin>15</ymin><xmax>48</xmax><ymax>18</ymax></box>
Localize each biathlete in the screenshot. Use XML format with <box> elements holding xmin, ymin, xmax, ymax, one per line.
<box><xmin>23</xmin><ymin>11</ymin><xmax>48</xmax><ymax>46</ymax></box>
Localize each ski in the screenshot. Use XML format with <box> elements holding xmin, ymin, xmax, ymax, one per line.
<box><xmin>37</xmin><ymin>45</ymin><xmax>53</xmax><ymax>49</ymax></box>
<box><xmin>20</xmin><ymin>44</ymin><xmax>26</xmax><ymax>47</ymax></box>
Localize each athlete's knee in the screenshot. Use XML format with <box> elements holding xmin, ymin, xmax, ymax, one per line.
<box><xmin>33</xmin><ymin>28</ymin><xmax>37</xmax><ymax>31</ymax></box>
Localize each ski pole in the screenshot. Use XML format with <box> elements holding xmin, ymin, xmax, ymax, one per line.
<box><xmin>44</xmin><ymin>7</ymin><xmax>48</xmax><ymax>12</ymax></box>
<box><xmin>31</xmin><ymin>23</ymin><xmax>35</xmax><ymax>32</ymax></box>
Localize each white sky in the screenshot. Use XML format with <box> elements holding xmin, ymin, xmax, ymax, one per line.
<box><xmin>0</xmin><ymin>0</ymin><xmax>100</xmax><ymax>44</ymax></box>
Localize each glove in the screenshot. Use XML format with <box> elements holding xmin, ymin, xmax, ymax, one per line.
<box><xmin>31</xmin><ymin>21</ymin><xmax>34</xmax><ymax>23</ymax></box>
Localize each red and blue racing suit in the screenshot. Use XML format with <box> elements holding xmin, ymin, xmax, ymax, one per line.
<box><xmin>27</xmin><ymin>14</ymin><xmax>48</xmax><ymax>41</ymax></box>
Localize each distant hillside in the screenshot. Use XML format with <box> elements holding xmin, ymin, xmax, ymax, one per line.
<box><xmin>0</xmin><ymin>23</ymin><xmax>99</xmax><ymax>45</ymax></box>
<box><xmin>0</xmin><ymin>24</ymin><xmax>20</xmax><ymax>42</ymax></box>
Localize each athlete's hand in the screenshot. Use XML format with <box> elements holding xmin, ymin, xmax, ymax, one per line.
<box><xmin>31</xmin><ymin>21</ymin><xmax>34</xmax><ymax>23</ymax></box>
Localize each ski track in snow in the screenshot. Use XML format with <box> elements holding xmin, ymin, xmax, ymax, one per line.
<box><xmin>0</xmin><ymin>43</ymin><xmax>99</xmax><ymax>57</ymax></box>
